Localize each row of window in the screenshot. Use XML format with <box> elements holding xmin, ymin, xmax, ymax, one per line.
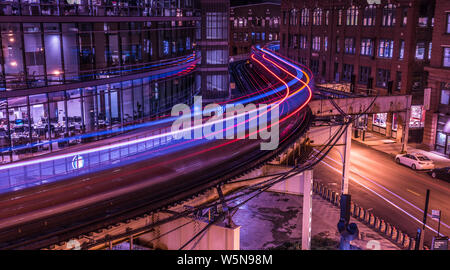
<box><xmin>232</xmin><ymin>17</ymin><xmax>280</xmax><ymax>29</ymax></box>
<box><xmin>0</xmin><ymin>74</ymin><xmax>195</xmax><ymax>162</ymax></box>
<box><xmin>0</xmin><ymin>22</ymin><xmax>196</xmax><ymax>91</ymax></box>
<box><xmin>0</xmin><ymin>0</ymin><xmax>197</xmax><ymax>17</ymax></box>
<box><xmin>283</xmin><ymin>4</ymin><xmax>428</xmax><ymax>28</ymax></box>
<box><xmin>284</xmin><ymin>35</ymin><xmax>437</xmax><ymax>63</ymax></box>
<box><xmin>232</xmin><ymin>32</ymin><xmax>279</xmax><ymax>43</ymax></box>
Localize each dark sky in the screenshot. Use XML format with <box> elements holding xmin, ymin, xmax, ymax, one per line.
<box><xmin>231</xmin><ymin>0</ymin><xmax>280</xmax><ymax>7</ymax></box>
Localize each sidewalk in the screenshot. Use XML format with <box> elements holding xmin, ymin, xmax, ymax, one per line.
<box><xmin>233</xmin><ymin>191</ymin><xmax>400</xmax><ymax>250</ymax></box>
<box><xmin>353</xmin><ymin>131</ymin><xmax>450</xmax><ymax>168</ymax></box>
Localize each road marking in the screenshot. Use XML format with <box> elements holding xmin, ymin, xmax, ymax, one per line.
<box><xmin>318</xmin><ymin>158</ymin><xmax>446</xmax><ymax>236</ymax></box>
<box><xmin>313</xmin><ymin>149</ymin><xmax>450</xmax><ymax>236</ymax></box>
<box><xmin>406</xmin><ymin>189</ymin><xmax>421</xmax><ymax>197</ymax></box>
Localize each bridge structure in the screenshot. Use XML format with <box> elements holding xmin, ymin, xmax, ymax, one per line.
<box><xmin>0</xmin><ymin>43</ymin><xmax>319</xmax><ymax>250</ymax></box>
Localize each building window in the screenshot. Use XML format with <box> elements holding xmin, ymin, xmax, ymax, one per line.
<box><xmin>363</xmin><ymin>5</ymin><xmax>376</xmax><ymax>26</ymax></box>
<box><xmin>444</xmin><ymin>48</ymin><xmax>450</xmax><ymax>67</ymax></box>
<box><xmin>206</xmin><ymin>12</ymin><xmax>227</xmax><ymax>40</ymax></box>
<box><xmin>401</xmin><ymin>8</ymin><xmax>408</xmax><ymax>26</ymax></box>
<box><xmin>359</xmin><ymin>66</ymin><xmax>371</xmax><ymax>84</ymax></box>
<box><xmin>342</xmin><ymin>64</ymin><xmax>354</xmax><ymax>82</ymax></box>
<box><xmin>310</xmin><ymin>59</ymin><xmax>319</xmax><ymax>74</ymax></box>
<box><xmin>378</xmin><ymin>39</ymin><xmax>394</xmax><ymax>58</ymax></box>
<box><xmin>299</xmin><ymin>35</ymin><xmax>307</xmax><ymax>49</ymax></box>
<box><xmin>396</xmin><ymin>71</ymin><xmax>402</xmax><ymax>91</ymax></box>
<box><xmin>325</xmin><ymin>10</ymin><xmax>330</xmax><ymax>25</ymax></box>
<box><xmin>301</xmin><ymin>8</ymin><xmax>309</xmax><ymax>26</ymax></box>
<box><xmin>206</xmin><ymin>50</ymin><xmax>227</xmax><ymax>65</ymax></box>
<box><xmin>344</xmin><ymin>38</ymin><xmax>355</xmax><ymax>54</ymax></box>
<box><xmin>399</xmin><ymin>40</ymin><xmax>405</xmax><ymax>60</ymax></box>
<box><xmin>290</xmin><ymin>9</ymin><xmax>298</xmax><ymax>26</ymax></box>
<box><xmin>283</xmin><ymin>11</ymin><xmax>287</xmax><ymax>25</ymax></box>
<box><xmin>447</xmin><ymin>13</ymin><xmax>450</xmax><ymax>33</ymax></box>
<box><xmin>313</xmin><ymin>8</ymin><xmax>322</xmax><ymax>26</ymax></box>
<box><xmin>373</xmin><ymin>113</ymin><xmax>387</xmax><ymax>128</ymax></box>
<box><xmin>415</xmin><ymin>42</ymin><xmax>425</xmax><ymax>60</ymax></box>
<box><xmin>441</xmin><ymin>90</ymin><xmax>450</xmax><ymax>105</ymax></box>
<box><xmin>376</xmin><ymin>69</ymin><xmax>391</xmax><ymax>88</ymax></box>
<box><xmin>410</xmin><ymin>106</ymin><xmax>424</xmax><ymax>128</ymax></box>
<box><xmin>336</xmin><ymin>37</ymin><xmax>340</xmax><ymax>53</ymax></box>
<box><xmin>382</xmin><ymin>4</ymin><xmax>396</xmax><ymax>27</ymax></box>
<box><xmin>324</xmin><ymin>36</ymin><xmax>328</xmax><ymax>51</ymax></box>
<box><xmin>346</xmin><ymin>6</ymin><xmax>359</xmax><ymax>26</ymax></box>
<box><xmin>360</xmin><ymin>38</ymin><xmax>374</xmax><ymax>56</ymax></box>
<box><xmin>338</xmin><ymin>9</ymin><xmax>343</xmax><ymax>26</ymax></box>
<box><xmin>206</xmin><ymin>74</ymin><xmax>227</xmax><ymax>92</ymax></box>
<box><xmin>312</xmin><ymin>36</ymin><xmax>321</xmax><ymax>51</ymax></box>
<box><xmin>428</xmin><ymin>42</ymin><xmax>432</xmax><ymax>60</ymax></box>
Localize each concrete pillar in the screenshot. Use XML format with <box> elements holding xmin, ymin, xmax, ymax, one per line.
<box><xmin>386</xmin><ymin>112</ymin><xmax>393</xmax><ymax>138</ymax></box>
<box><xmin>140</xmin><ymin>216</ymin><xmax>240</xmax><ymax>250</ymax></box>
<box><xmin>367</xmin><ymin>114</ymin><xmax>373</xmax><ymax>131</ymax></box>
<box><xmin>302</xmin><ymin>170</ymin><xmax>313</xmax><ymax>250</ymax></box>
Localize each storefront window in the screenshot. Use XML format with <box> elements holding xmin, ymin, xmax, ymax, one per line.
<box><xmin>409</xmin><ymin>105</ymin><xmax>424</xmax><ymax>128</ymax></box>
<box><xmin>392</xmin><ymin>113</ymin><xmax>398</xmax><ymax>131</ymax></box>
<box><xmin>373</xmin><ymin>113</ymin><xmax>387</xmax><ymax>128</ymax></box>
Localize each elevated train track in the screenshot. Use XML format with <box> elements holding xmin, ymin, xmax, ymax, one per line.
<box><xmin>0</xmin><ymin>43</ymin><xmax>315</xmax><ymax>249</ymax></box>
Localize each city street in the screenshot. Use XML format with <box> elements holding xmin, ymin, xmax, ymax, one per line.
<box><xmin>313</xmin><ymin>141</ymin><xmax>450</xmax><ymax>247</ymax></box>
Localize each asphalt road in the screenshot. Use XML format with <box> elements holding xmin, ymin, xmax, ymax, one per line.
<box><xmin>313</xmin><ymin>141</ymin><xmax>450</xmax><ymax>248</ymax></box>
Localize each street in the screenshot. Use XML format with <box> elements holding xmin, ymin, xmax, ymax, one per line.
<box><xmin>313</xmin><ymin>141</ymin><xmax>450</xmax><ymax>247</ymax></box>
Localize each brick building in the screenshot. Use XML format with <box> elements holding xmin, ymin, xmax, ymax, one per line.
<box><xmin>423</xmin><ymin>0</ymin><xmax>450</xmax><ymax>156</ymax></box>
<box><xmin>230</xmin><ymin>2</ymin><xmax>280</xmax><ymax>57</ymax></box>
<box><xmin>280</xmin><ymin>0</ymin><xmax>435</xmax><ymax>144</ymax></box>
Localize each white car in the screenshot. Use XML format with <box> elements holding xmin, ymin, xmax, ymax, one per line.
<box><xmin>395</xmin><ymin>153</ymin><xmax>435</xmax><ymax>170</ymax></box>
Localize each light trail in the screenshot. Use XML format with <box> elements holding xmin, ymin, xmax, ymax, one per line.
<box><xmin>0</xmin><ymin>43</ymin><xmax>314</xmax><ymax>194</ymax></box>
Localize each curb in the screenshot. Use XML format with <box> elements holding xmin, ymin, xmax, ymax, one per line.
<box><xmin>312</xmin><ymin>181</ymin><xmax>415</xmax><ymax>250</ymax></box>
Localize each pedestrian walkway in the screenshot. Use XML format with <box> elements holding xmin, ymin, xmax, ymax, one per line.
<box><xmin>233</xmin><ymin>191</ymin><xmax>400</xmax><ymax>250</ymax></box>
<box><xmin>353</xmin><ymin>131</ymin><xmax>450</xmax><ymax>168</ymax></box>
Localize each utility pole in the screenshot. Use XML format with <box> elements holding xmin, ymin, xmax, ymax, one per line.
<box><xmin>401</xmin><ymin>96</ymin><xmax>412</xmax><ymax>153</ymax></box>
<box><xmin>416</xmin><ymin>189</ymin><xmax>430</xmax><ymax>250</ymax></box>
<box><xmin>337</xmin><ymin>119</ymin><xmax>358</xmax><ymax>250</ymax></box>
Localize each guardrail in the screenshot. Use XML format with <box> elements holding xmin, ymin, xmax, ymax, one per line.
<box><xmin>312</xmin><ymin>181</ymin><xmax>418</xmax><ymax>250</ymax></box>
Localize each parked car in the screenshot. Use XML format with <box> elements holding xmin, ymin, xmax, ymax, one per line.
<box><xmin>428</xmin><ymin>167</ymin><xmax>450</xmax><ymax>182</ymax></box>
<box><xmin>395</xmin><ymin>153</ymin><xmax>435</xmax><ymax>170</ymax></box>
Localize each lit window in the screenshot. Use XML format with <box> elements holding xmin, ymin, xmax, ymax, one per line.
<box><xmin>444</xmin><ymin>48</ymin><xmax>450</xmax><ymax>67</ymax></box>
<box><xmin>415</xmin><ymin>42</ymin><xmax>425</xmax><ymax>60</ymax></box>
<box><xmin>382</xmin><ymin>4</ymin><xmax>396</xmax><ymax>27</ymax></box>
<box><xmin>363</xmin><ymin>5</ymin><xmax>376</xmax><ymax>26</ymax></box>
<box><xmin>378</xmin><ymin>39</ymin><xmax>394</xmax><ymax>58</ymax></box>
<box><xmin>346</xmin><ymin>6</ymin><xmax>359</xmax><ymax>26</ymax></box>
<box><xmin>360</xmin><ymin>39</ymin><xmax>373</xmax><ymax>56</ymax></box>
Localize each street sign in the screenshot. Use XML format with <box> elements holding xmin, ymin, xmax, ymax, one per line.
<box><xmin>432</xmin><ymin>237</ymin><xmax>448</xmax><ymax>250</ymax></box>
<box><xmin>432</xmin><ymin>210</ymin><xmax>441</xmax><ymax>221</ymax></box>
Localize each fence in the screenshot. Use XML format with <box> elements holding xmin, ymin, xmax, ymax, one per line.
<box><xmin>312</xmin><ymin>181</ymin><xmax>417</xmax><ymax>250</ymax></box>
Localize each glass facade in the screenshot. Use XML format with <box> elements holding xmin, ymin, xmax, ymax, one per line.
<box><xmin>0</xmin><ymin>21</ymin><xmax>197</xmax><ymax>91</ymax></box>
<box><xmin>0</xmin><ymin>0</ymin><xmax>200</xmax><ymax>163</ymax></box>
<box><xmin>0</xmin><ymin>0</ymin><xmax>197</xmax><ymax>17</ymax></box>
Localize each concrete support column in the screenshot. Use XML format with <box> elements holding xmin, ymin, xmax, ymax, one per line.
<box><xmin>302</xmin><ymin>170</ymin><xmax>313</xmax><ymax>250</ymax></box>
<box><xmin>367</xmin><ymin>114</ymin><xmax>373</xmax><ymax>132</ymax></box>
<box><xmin>141</xmin><ymin>216</ymin><xmax>240</xmax><ymax>250</ymax></box>
<box><xmin>386</xmin><ymin>112</ymin><xmax>393</xmax><ymax>138</ymax></box>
